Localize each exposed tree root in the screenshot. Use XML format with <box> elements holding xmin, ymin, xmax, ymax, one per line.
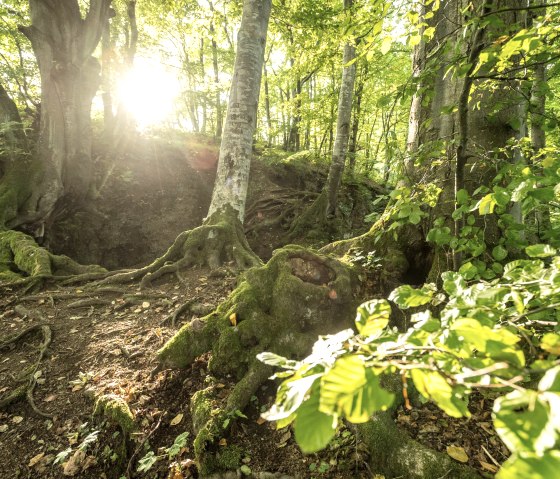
<box><xmin>358</xmin><ymin>412</ymin><xmax>481</xmax><ymax>478</ymax></box>
<box><xmin>0</xmin><ymin>230</ymin><xmax>106</xmax><ymax>290</ymax></box>
<box><xmin>91</xmin><ymin>208</ymin><xmax>261</xmax><ymax>289</ymax></box>
<box><xmin>158</xmin><ymin>245</ymin><xmax>360</xmax><ymax>473</ymax></box>
<box><xmin>0</xmin><ymin>323</ymin><xmax>52</xmax><ymax>416</ymax></box>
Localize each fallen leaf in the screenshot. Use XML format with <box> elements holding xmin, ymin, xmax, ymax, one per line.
<box><xmin>63</xmin><ymin>449</ymin><xmax>86</xmax><ymax>476</ymax></box>
<box><xmin>12</xmin><ymin>416</ymin><xmax>24</xmax><ymax>424</ymax></box>
<box><xmin>0</xmin><ymin>425</ymin><xmax>8</xmax><ymax>432</ymax></box>
<box><xmin>28</xmin><ymin>452</ymin><xmax>45</xmax><ymax>467</ymax></box>
<box><xmin>133</xmin><ymin>308</ymin><xmax>142</xmax><ymax>313</ymax></box>
<box><xmin>218</xmin><ymin>438</ymin><xmax>227</xmax><ymax>446</ymax></box>
<box><xmin>170</xmin><ymin>413</ymin><xmax>184</xmax><ymax>426</ymax></box>
<box><xmin>229</xmin><ymin>313</ymin><xmax>237</xmax><ymax>326</ymax></box>
<box><xmin>142</xmin><ymin>301</ymin><xmax>150</xmax><ymax>309</ymax></box>
<box><xmin>81</xmin><ymin>455</ymin><xmax>97</xmax><ymax>471</ymax></box>
<box><xmin>479</xmin><ymin>461</ymin><xmax>498</xmax><ymax>473</ymax></box>
<box><xmin>44</xmin><ymin>394</ymin><xmax>57</xmax><ymax>403</ymax></box>
<box><xmin>446</xmin><ymin>445</ymin><xmax>469</xmax><ymax>463</ymax></box>
<box><xmin>256</xmin><ymin>417</ymin><xmax>266</xmax><ymax>425</ymax></box>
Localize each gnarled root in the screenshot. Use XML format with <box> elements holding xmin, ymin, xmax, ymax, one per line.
<box><xmin>158</xmin><ymin>245</ymin><xmax>360</xmax><ymax>473</ymax></box>
<box><xmin>0</xmin><ymin>323</ymin><xmax>52</xmax><ymax>416</ymax></box>
<box><xmin>358</xmin><ymin>411</ymin><xmax>481</xmax><ymax>479</ymax></box>
<box><xmin>92</xmin><ymin>207</ymin><xmax>261</xmax><ymax>289</ymax></box>
<box><xmin>0</xmin><ymin>230</ymin><xmax>106</xmax><ymax>289</ymax></box>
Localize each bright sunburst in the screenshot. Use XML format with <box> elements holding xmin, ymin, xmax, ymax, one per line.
<box><xmin>116</xmin><ymin>58</ymin><xmax>180</xmax><ymax>130</ymax></box>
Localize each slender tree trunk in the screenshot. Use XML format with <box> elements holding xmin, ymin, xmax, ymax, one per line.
<box><xmin>101</xmin><ymin>14</ymin><xmax>114</xmax><ymax>142</ymax></box>
<box><xmin>324</xmin><ymin>0</ymin><xmax>356</xmax><ymax>218</ymax></box>
<box><xmin>209</xmin><ymin>0</ymin><xmax>223</xmax><ymax>138</ymax></box>
<box><xmin>200</xmin><ymin>38</ymin><xmax>207</xmax><ymax>134</ymax></box>
<box><xmin>348</xmin><ymin>60</ymin><xmax>367</xmax><ymax>174</ymax></box>
<box><xmin>263</xmin><ymin>63</ymin><xmax>273</xmax><ymax>146</ymax></box>
<box><xmin>207</xmin><ymin>0</ymin><xmax>272</xmax><ymax>221</ymax></box>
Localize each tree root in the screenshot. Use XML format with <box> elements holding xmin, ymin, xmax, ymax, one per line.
<box><xmin>0</xmin><ymin>230</ymin><xmax>106</xmax><ymax>290</ymax></box>
<box><xmin>0</xmin><ymin>323</ymin><xmax>52</xmax><ymax>416</ymax></box>
<box><xmin>157</xmin><ymin>245</ymin><xmax>359</xmax><ymax>473</ymax></box>
<box><xmin>358</xmin><ymin>411</ymin><xmax>481</xmax><ymax>478</ymax></box>
<box><xmin>92</xmin><ymin>208</ymin><xmax>262</xmax><ymax>289</ymax></box>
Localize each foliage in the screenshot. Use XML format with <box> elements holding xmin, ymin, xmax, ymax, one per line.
<box><xmin>260</xmin><ymin>247</ymin><xmax>560</xmax><ymax>475</ymax></box>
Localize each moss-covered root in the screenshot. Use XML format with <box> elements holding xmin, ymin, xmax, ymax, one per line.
<box><xmin>0</xmin><ymin>230</ymin><xmax>106</xmax><ymax>284</ymax></box>
<box><xmin>93</xmin><ymin>394</ymin><xmax>136</xmax><ymax>434</ymax></box>
<box><xmin>320</xmin><ymin>217</ymin><xmax>430</xmax><ymax>294</ymax></box>
<box><xmin>358</xmin><ymin>412</ymin><xmax>481</xmax><ymax>479</ymax></box>
<box><xmin>287</xmin><ymin>190</ymin><xmax>331</xmax><ymax>243</ymax></box>
<box><xmin>94</xmin><ymin>206</ymin><xmax>262</xmax><ymax>289</ymax></box>
<box><xmin>157</xmin><ymin>244</ymin><xmax>359</xmax><ymax>374</ymax></box>
<box><xmin>192</xmin><ymin>363</ymin><xmax>272</xmax><ymax>475</ymax></box>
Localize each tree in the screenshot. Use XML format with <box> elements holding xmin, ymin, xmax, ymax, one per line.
<box><xmin>207</xmin><ymin>0</ymin><xmax>272</xmax><ymax>221</ymax></box>
<box><xmin>324</xmin><ymin>0</ymin><xmax>357</xmax><ymax>218</ymax></box>
<box><xmin>0</xmin><ymin>0</ymin><xmax>111</xmax><ymax>282</ymax></box>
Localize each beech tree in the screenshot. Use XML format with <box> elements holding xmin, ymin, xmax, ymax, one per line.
<box><xmin>0</xmin><ymin>0</ymin><xmax>112</xmax><ymax>281</ymax></box>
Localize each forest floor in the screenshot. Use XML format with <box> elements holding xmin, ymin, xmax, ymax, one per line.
<box><xmin>0</xmin><ymin>133</ymin><xmax>507</xmax><ymax>478</ymax></box>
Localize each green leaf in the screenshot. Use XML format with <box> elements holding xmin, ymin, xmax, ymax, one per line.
<box><xmin>411</xmin><ymin>369</ymin><xmax>469</xmax><ymax>418</ymax></box>
<box><xmin>492</xmin><ymin>245</ymin><xmax>508</xmax><ymax>261</ymax></box>
<box><xmin>380</xmin><ymin>36</ymin><xmax>392</xmax><ymax>55</ymax></box>
<box><xmin>493</xmin><ymin>390</ymin><xmax>557</xmax><ymax>454</ymax></box>
<box><xmin>263</xmin><ymin>374</ymin><xmax>321</xmax><ymax>422</ymax></box>
<box><xmin>525</xmin><ymin>244</ymin><xmax>556</xmax><ymax>258</ymax></box>
<box><xmin>541</xmin><ymin>334</ymin><xmax>560</xmax><ymax>355</ymax></box>
<box><xmin>294</xmin><ymin>392</ymin><xmax>336</xmax><ymax>453</ymax></box>
<box><xmin>320</xmin><ymin>356</ymin><xmax>394</xmax><ymax>422</ymax></box>
<box><xmin>389</xmin><ymin>285</ymin><xmax>433</xmax><ymax>309</ymax></box>
<box><xmin>539</xmin><ymin>366</ymin><xmax>560</xmax><ymax>393</ymax></box>
<box><xmin>477</xmin><ymin>193</ymin><xmax>496</xmax><ymax>215</ymax></box>
<box><xmin>497</xmin><ymin>451</ymin><xmax>560</xmax><ymax>479</ymax></box>
<box><xmin>257</xmin><ymin>352</ymin><xmax>300</xmax><ymax>370</ymax></box>
<box><xmin>355</xmin><ymin>300</ymin><xmax>391</xmax><ymax>337</ymax></box>
<box><xmin>137</xmin><ymin>451</ymin><xmax>158</xmax><ymax>473</ymax></box>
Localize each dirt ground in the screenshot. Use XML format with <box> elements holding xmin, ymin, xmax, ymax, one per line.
<box><xmin>0</xmin><ymin>134</ymin><xmax>505</xmax><ymax>478</ymax></box>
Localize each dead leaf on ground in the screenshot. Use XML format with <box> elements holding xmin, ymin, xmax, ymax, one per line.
<box><xmin>170</xmin><ymin>413</ymin><xmax>184</xmax><ymax>426</ymax></box>
<box><xmin>63</xmin><ymin>449</ymin><xmax>86</xmax><ymax>476</ymax></box>
<box><xmin>229</xmin><ymin>313</ymin><xmax>237</xmax><ymax>326</ymax></box>
<box><xmin>447</xmin><ymin>445</ymin><xmax>469</xmax><ymax>463</ymax></box>
<box><xmin>218</xmin><ymin>438</ymin><xmax>227</xmax><ymax>446</ymax></box>
<box><xmin>28</xmin><ymin>452</ymin><xmax>45</xmax><ymax>467</ymax></box>
<box><xmin>12</xmin><ymin>416</ymin><xmax>23</xmax><ymax>424</ymax></box>
<box><xmin>479</xmin><ymin>461</ymin><xmax>499</xmax><ymax>473</ymax></box>
<box><xmin>256</xmin><ymin>417</ymin><xmax>266</xmax><ymax>425</ymax></box>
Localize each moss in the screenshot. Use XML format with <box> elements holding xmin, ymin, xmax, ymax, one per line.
<box><xmin>358</xmin><ymin>412</ymin><xmax>480</xmax><ymax>479</ymax></box>
<box><xmin>93</xmin><ymin>394</ymin><xmax>135</xmax><ymax>433</ymax></box>
<box><xmin>216</xmin><ymin>445</ymin><xmax>242</xmax><ymax>470</ymax></box>
<box><xmin>191</xmin><ymin>387</ymin><xmax>215</xmax><ymax>434</ymax></box>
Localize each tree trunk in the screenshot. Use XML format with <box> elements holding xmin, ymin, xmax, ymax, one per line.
<box><xmin>324</xmin><ymin>0</ymin><xmax>357</xmax><ymax>218</ymax></box>
<box><xmin>348</xmin><ymin>60</ymin><xmax>366</xmax><ymax>175</ymax></box>
<box><xmin>209</xmin><ymin>0</ymin><xmax>223</xmax><ymax>138</ymax></box>
<box><xmin>207</xmin><ymin>0</ymin><xmax>272</xmax><ymax>222</ymax></box>
<box><xmin>11</xmin><ymin>0</ymin><xmax>111</xmax><ymax>228</ymax></box>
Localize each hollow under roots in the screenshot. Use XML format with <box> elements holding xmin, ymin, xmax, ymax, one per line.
<box><xmin>92</xmin><ymin>208</ymin><xmax>262</xmax><ymax>289</ymax></box>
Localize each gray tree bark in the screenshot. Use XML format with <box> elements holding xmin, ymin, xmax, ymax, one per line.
<box><xmin>207</xmin><ymin>0</ymin><xmax>272</xmax><ymax>222</ymax></box>
<box><xmin>9</xmin><ymin>0</ymin><xmax>112</xmax><ymax>228</ymax></box>
<box><xmin>325</xmin><ymin>0</ymin><xmax>357</xmax><ymax>218</ymax></box>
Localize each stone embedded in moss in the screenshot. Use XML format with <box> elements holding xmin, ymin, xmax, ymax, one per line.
<box><xmin>93</xmin><ymin>394</ymin><xmax>135</xmax><ymax>433</ymax></box>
